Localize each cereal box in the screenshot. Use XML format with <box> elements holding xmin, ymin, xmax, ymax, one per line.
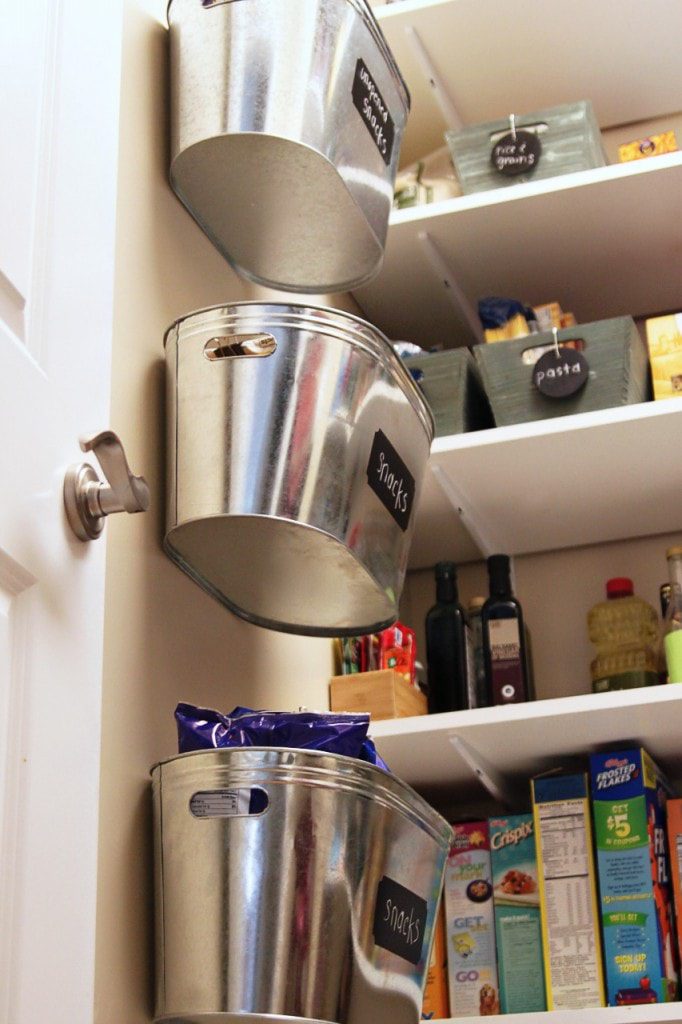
<box><xmin>590</xmin><ymin>748</ymin><xmax>679</xmax><ymax>1005</ymax></box>
<box><xmin>422</xmin><ymin>899</ymin><xmax>449</xmax><ymax>1020</ymax></box>
<box><xmin>532</xmin><ymin>773</ymin><xmax>605</xmax><ymax>1009</ymax></box>
<box><xmin>666</xmin><ymin>798</ymin><xmax>682</xmax><ymax>972</ymax></box>
<box><xmin>443</xmin><ymin>822</ymin><xmax>499</xmax><ymax>1017</ymax></box>
<box><xmin>489</xmin><ymin>814</ymin><xmax>546</xmax><ymax>1014</ymax></box>
<box><xmin>646</xmin><ymin>313</ymin><xmax>682</xmax><ymax>400</ymax></box>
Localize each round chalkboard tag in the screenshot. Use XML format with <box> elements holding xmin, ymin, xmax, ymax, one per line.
<box><xmin>491</xmin><ymin>129</ymin><xmax>542</xmax><ymax>177</ymax></box>
<box><xmin>533</xmin><ymin>347</ymin><xmax>589</xmax><ymax>399</ymax></box>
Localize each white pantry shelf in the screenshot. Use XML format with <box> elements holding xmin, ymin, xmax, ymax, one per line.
<box><xmin>370</xmin><ymin>685</ymin><xmax>682</xmax><ymax>798</ymax></box>
<box><xmin>407</xmin><ymin>398</ymin><xmax>682</xmax><ymax>569</ymax></box>
<box><xmin>431</xmin><ymin>1004</ymin><xmax>682</xmax><ymax>1024</ymax></box>
<box><xmin>374</xmin><ymin>0</ymin><xmax>682</xmax><ymax>169</ymax></box>
<box><xmin>354</xmin><ymin>153</ymin><xmax>682</xmax><ymax>348</ymax></box>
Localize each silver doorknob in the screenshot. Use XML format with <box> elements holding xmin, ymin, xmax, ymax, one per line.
<box><xmin>64</xmin><ymin>430</ymin><xmax>150</xmax><ymax>541</ymax></box>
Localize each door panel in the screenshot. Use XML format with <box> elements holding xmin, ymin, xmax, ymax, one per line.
<box><xmin>0</xmin><ymin>2</ymin><xmax>122</xmax><ymax>1021</ymax></box>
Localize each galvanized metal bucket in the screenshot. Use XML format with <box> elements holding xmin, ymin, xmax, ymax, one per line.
<box><xmin>164</xmin><ymin>302</ymin><xmax>433</xmax><ymax>636</ymax></box>
<box><xmin>152</xmin><ymin>748</ymin><xmax>452</xmax><ymax>1024</ymax></box>
<box><xmin>167</xmin><ymin>0</ymin><xmax>410</xmax><ymax>293</ymax></box>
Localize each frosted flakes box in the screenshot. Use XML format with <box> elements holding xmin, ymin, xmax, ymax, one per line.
<box><xmin>532</xmin><ymin>772</ymin><xmax>605</xmax><ymax>1009</ymax></box>
<box><xmin>443</xmin><ymin>821</ymin><xmax>499</xmax><ymax>1017</ymax></box>
<box><xmin>489</xmin><ymin>814</ymin><xmax>546</xmax><ymax>1014</ymax></box>
<box><xmin>590</xmin><ymin>748</ymin><xmax>679</xmax><ymax>1006</ymax></box>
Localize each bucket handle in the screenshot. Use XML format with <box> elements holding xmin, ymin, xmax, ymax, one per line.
<box><xmin>204</xmin><ymin>334</ymin><xmax>277</xmax><ymax>361</ymax></box>
<box><xmin>189</xmin><ymin>787</ymin><xmax>269</xmax><ymax>818</ymax></box>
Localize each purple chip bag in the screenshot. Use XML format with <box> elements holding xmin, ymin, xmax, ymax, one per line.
<box><xmin>175</xmin><ymin>703</ymin><xmax>389</xmax><ymax>771</ymax></box>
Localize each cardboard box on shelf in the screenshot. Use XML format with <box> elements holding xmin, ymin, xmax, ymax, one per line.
<box><xmin>489</xmin><ymin>814</ymin><xmax>546</xmax><ymax>1014</ymax></box>
<box><xmin>532</xmin><ymin>772</ymin><xmax>605</xmax><ymax>1010</ymax></box>
<box><xmin>443</xmin><ymin>821</ymin><xmax>499</xmax><ymax>1018</ymax></box>
<box><xmin>646</xmin><ymin>313</ymin><xmax>682</xmax><ymax>400</ymax></box>
<box><xmin>590</xmin><ymin>748</ymin><xmax>679</xmax><ymax>1006</ymax></box>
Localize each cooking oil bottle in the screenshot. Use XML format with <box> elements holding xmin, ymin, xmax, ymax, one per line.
<box><xmin>587</xmin><ymin>577</ymin><xmax>659</xmax><ymax>692</ymax></box>
<box><xmin>663</xmin><ymin>546</ymin><xmax>682</xmax><ymax>682</ymax></box>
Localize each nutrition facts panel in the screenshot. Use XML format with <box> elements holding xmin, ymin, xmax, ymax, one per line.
<box><xmin>536</xmin><ymin>799</ymin><xmax>603</xmax><ymax>1006</ymax></box>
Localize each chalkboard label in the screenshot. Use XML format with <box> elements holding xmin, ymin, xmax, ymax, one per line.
<box><xmin>533</xmin><ymin>346</ymin><xmax>589</xmax><ymax>398</ymax></box>
<box><xmin>491</xmin><ymin>129</ymin><xmax>541</xmax><ymax>177</ymax></box>
<box><xmin>366</xmin><ymin>430</ymin><xmax>415</xmax><ymax>532</ymax></box>
<box><xmin>373</xmin><ymin>875</ymin><xmax>427</xmax><ymax>965</ymax></box>
<box><xmin>352</xmin><ymin>58</ymin><xmax>395</xmax><ymax>166</ymax></box>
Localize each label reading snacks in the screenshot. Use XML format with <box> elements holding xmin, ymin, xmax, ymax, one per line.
<box><xmin>352</xmin><ymin>58</ymin><xmax>395</xmax><ymax>166</ymax></box>
<box><xmin>373</xmin><ymin>875</ymin><xmax>427</xmax><ymax>965</ymax></box>
<box><xmin>366</xmin><ymin>430</ymin><xmax>415</xmax><ymax>532</ymax></box>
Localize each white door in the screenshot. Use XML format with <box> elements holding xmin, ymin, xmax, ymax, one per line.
<box><xmin>0</xmin><ymin>3</ymin><xmax>122</xmax><ymax>1021</ymax></box>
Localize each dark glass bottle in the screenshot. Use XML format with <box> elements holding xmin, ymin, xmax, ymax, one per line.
<box><xmin>425</xmin><ymin>561</ymin><xmax>470</xmax><ymax>714</ymax></box>
<box><xmin>482</xmin><ymin>554</ymin><xmax>533</xmax><ymax>705</ymax></box>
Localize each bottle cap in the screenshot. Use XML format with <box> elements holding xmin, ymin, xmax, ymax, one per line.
<box><xmin>606</xmin><ymin>577</ymin><xmax>634</xmax><ymax>598</ymax></box>
<box><xmin>666</xmin><ymin>546</ymin><xmax>682</xmax><ymax>559</ymax></box>
<box><xmin>435</xmin><ymin>561</ymin><xmax>456</xmax><ymax>580</ymax></box>
<box><xmin>468</xmin><ymin>596</ymin><xmax>486</xmax><ymax>613</ymax></box>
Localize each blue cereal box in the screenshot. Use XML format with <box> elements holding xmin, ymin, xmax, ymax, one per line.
<box><xmin>590</xmin><ymin>748</ymin><xmax>679</xmax><ymax>1005</ymax></box>
<box><xmin>489</xmin><ymin>814</ymin><xmax>546</xmax><ymax>1014</ymax></box>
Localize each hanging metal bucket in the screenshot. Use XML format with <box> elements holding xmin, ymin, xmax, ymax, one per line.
<box><xmin>164</xmin><ymin>302</ymin><xmax>433</xmax><ymax>636</ymax></box>
<box><xmin>152</xmin><ymin>748</ymin><xmax>452</xmax><ymax>1024</ymax></box>
<box><xmin>167</xmin><ymin>0</ymin><xmax>410</xmax><ymax>292</ymax></box>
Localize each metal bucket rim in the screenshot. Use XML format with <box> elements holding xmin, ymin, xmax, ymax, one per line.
<box><xmin>166</xmin><ymin>0</ymin><xmax>410</xmax><ymax>115</ymax></box>
<box><xmin>151</xmin><ymin>746</ymin><xmax>453</xmax><ymax>849</ymax></box>
<box><xmin>164</xmin><ymin>301</ymin><xmax>434</xmax><ymax>442</ymax></box>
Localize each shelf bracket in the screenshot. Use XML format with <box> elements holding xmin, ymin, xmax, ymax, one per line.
<box><xmin>403</xmin><ymin>25</ymin><xmax>464</xmax><ymax>131</ymax></box>
<box><xmin>431</xmin><ymin>463</ymin><xmax>498</xmax><ymax>558</ymax></box>
<box><xmin>417</xmin><ymin>232</ymin><xmax>484</xmax><ymax>345</ymax></box>
<box><xmin>448</xmin><ymin>734</ymin><xmax>520</xmax><ymax>809</ymax></box>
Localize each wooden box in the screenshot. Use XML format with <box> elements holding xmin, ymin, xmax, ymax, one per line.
<box><xmin>404</xmin><ymin>348</ymin><xmax>493</xmax><ymax>436</ymax></box>
<box><xmin>329</xmin><ymin>669</ymin><xmax>427</xmax><ymax>720</ymax></box>
<box><xmin>473</xmin><ymin>316</ymin><xmax>651</xmax><ymax>427</ymax></box>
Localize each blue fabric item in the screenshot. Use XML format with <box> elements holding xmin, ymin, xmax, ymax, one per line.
<box><xmin>175</xmin><ymin>703</ymin><xmax>390</xmax><ymax>772</ymax></box>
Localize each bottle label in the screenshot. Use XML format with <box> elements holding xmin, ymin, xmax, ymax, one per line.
<box><xmin>489</xmin><ymin>619</ymin><xmax>523</xmax><ymax>703</ymax></box>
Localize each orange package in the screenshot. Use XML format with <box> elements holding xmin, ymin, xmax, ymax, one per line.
<box><xmin>667</xmin><ymin>798</ymin><xmax>682</xmax><ymax>965</ymax></box>
<box><xmin>422</xmin><ymin>900</ymin><xmax>449</xmax><ymax>1020</ymax></box>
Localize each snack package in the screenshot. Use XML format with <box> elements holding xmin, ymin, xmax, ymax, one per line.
<box><xmin>646</xmin><ymin>313</ymin><xmax>682</xmax><ymax>400</ymax></box>
<box><xmin>422</xmin><ymin>899</ymin><xmax>450</xmax><ymax>1020</ymax></box>
<box><xmin>379</xmin><ymin>621</ymin><xmax>416</xmax><ymax>686</ymax></box>
<box><xmin>175</xmin><ymin>703</ymin><xmax>389</xmax><ymax>770</ymax></box>
<box><xmin>478</xmin><ymin>296</ymin><xmax>532</xmax><ymax>343</ymax></box>
<box><xmin>619</xmin><ymin>130</ymin><xmax>677</xmax><ymax>162</ymax></box>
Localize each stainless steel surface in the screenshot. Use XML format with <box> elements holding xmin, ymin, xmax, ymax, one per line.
<box><xmin>64</xmin><ymin>430</ymin><xmax>150</xmax><ymax>541</ymax></box>
<box><xmin>164</xmin><ymin>302</ymin><xmax>433</xmax><ymax>636</ymax></box>
<box><xmin>152</xmin><ymin>748</ymin><xmax>451</xmax><ymax>1024</ymax></box>
<box><xmin>167</xmin><ymin>0</ymin><xmax>410</xmax><ymax>292</ymax></box>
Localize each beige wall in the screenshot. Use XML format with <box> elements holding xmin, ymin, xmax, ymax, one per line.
<box><xmin>94</xmin><ymin>2</ymin><xmax>346</xmax><ymax>1019</ymax></box>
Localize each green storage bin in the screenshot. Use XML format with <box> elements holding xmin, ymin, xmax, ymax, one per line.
<box><xmin>445</xmin><ymin>101</ymin><xmax>606</xmax><ymax>196</ymax></box>
<box><xmin>404</xmin><ymin>348</ymin><xmax>493</xmax><ymax>436</ymax></box>
<box><xmin>472</xmin><ymin>317</ymin><xmax>651</xmax><ymax>427</ymax></box>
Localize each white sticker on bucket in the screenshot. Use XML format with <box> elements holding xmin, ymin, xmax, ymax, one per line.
<box><xmin>189</xmin><ymin>789</ymin><xmax>252</xmax><ymax>818</ymax></box>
